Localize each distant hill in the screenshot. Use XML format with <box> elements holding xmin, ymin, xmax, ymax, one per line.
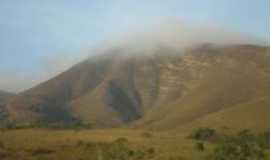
<box><xmin>5</xmin><ymin>44</ymin><xmax>270</xmax><ymax>131</ymax></box>
<box><xmin>0</xmin><ymin>90</ymin><xmax>14</xmax><ymax>105</ymax></box>
<box><xmin>0</xmin><ymin>90</ymin><xmax>14</xmax><ymax>120</ymax></box>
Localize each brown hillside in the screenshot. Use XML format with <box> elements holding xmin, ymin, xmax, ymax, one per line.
<box><xmin>6</xmin><ymin>44</ymin><xmax>270</xmax><ymax>131</ymax></box>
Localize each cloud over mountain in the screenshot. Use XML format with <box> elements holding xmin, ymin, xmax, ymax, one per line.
<box><xmin>1</xmin><ymin>20</ymin><xmax>268</xmax><ymax>93</ymax></box>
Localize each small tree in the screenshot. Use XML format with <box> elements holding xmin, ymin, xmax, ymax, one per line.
<box><xmin>258</xmin><ymin>131</ymin><xmax>270</xmax><ymax>149</ymax></box>
<box><xmin>191</xmin><ymin>128</ymin><xmax>217</xmax><ymax>141</ymax></box>
<box><xmin>195</xmin><ymin>142</ymin><xmax>205</xmax><ymax>152</ymax></box>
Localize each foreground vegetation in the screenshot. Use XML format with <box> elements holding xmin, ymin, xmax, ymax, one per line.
<box><xmin>0</xmin><ymin>128</ymin><xmax>189</xmax><ymax>160</ymax></box>
<box><xmin>0</xmin><ymin>127</ymin><xmax>269</xmax><ymax>160</ymax></box>
<box><xmin>191</xmin><ymin>128</ymin><xmax>270</xmax><ymax>160</ymax></box>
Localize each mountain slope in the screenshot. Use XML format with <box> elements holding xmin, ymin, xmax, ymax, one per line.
<box><xmin>0</xmin><ymin>90</ymin><xmax>14</xmax><ymax>105</ymax></box>
<box><xmin>0</xmin><ymin>90</ymin><xmax>14</xmax><ymax>120</ymax></box>
<box><xmin>178</xmin><ymin>92</ymin><xmax>270</xmax><ymax>133</ymax></box>
<box><xmin>137</xmin><ymin>45</ymin><xmax>270</xmax><ymax>130</ymax></box>
<box><xmin>6</xmin><ymin>44</ymin><xmax>270</xmax><ymax>131</ymax></box>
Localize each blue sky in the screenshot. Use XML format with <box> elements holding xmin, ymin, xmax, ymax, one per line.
<box><xmin>0</xmin><ymin>0</ymin><xmax>270</xmax><ymax>92</ymax></box>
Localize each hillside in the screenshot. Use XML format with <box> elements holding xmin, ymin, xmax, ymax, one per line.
<box><xmin>137</xmin><ymin>45</ymin><xmax>270</xmax><ymax>132</ymax></box>
<box><xmin>5</xmin><ymin>44</ymin><xmax>270</xmax><ymax>131</ymax></box>
<box><xmin>0</xmin><ymin>90</ymin><xmax>13</xmax><ymax>105</ymax></box>
<box><xmin>0</xmin><ymin>90</ymin><xmax>14</xmax><ymax>120</ymax></box>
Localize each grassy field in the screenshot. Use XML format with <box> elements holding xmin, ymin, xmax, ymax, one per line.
<box><xmin>0</xmin><ymin>128</ymin><xmax>270</xmax><ymax>160</ymax></box>
<box><xmin>0</xmin><ymin>128</ymin><xmax>211</xmax><ymax>160</ymax></box>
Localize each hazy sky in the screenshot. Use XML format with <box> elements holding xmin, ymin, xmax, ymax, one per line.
<box><xmin>0</xmin><ymin>0</ymin><xmax>270</xmax><ymax>92</ymax></box>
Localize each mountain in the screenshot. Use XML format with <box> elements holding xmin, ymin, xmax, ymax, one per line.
<box><xmin>0</xmin><ymin>90</ymin><xmax>14</xmax><ymax>120</ymax></box>
<box><xmin>0</xmin><ymin>90</ymin><xmax>14</xmax><ymax>104</ymax></box>
<box><xmin>136</xmin><ymin>45</ymin><xmax>270</xmax><ymax>132</ymax></box>
<box><xmin>5</xmin><ymin>44</ymin><xmax>270</xmax><ymax>131</ymax></box>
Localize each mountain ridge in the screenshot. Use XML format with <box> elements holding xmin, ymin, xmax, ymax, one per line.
<box><xmin>5</xmin><ymin>44</ymin><xmax>270</xmax><ymax>131</ymax></box>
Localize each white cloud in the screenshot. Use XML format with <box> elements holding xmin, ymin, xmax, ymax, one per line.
<box><xmin>0</xmin><ymin>20</ymin><xmax>268</xmax><ymax>93</ymax></box>
<box><xmin>104</xmin><ymin>20</ymin><xmax>267</xmax><ymax>52</ymax></box>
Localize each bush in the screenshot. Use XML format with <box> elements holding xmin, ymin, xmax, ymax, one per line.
<box><xmin>74</xmin><ymin>139</ymin><xmax>155</xmax><ymax>160</ymax></box>
<box><xmin>189</xmin><ymin>129</ymin><xmax>270</xmax><ymax>160</ymax></box>
<box><xmin>258</xmin><ymin>131</ymin><xmax>270</xmax><ymax>149</ymax></box>
<box><xmin>213</xmin><ymin>141</ymin><xmax>265</xmax><ymax>160</ymax></box>
<box><xmin>83</xmin><ymin>141</ymin><xmax>156</xmax><ymax>160</ymax></box>
<box><xmin>0</xmin><ymin>150</ymin><xmax>8</xmax><ymax>159</ymax></box>
<box><xmin>77</xmin><ymin>140</ymin><xmax>85</xmax><ymax>147</ymax></box>
<box><xmin>0</xmin><ymin>141</ymin><xmax>4</xmax><ymax>149</ymax></box>
<box><xmin>142</xmin><ymin>132</ymin><xmax>153</xmax><ymax>138</ymax></box>
<box><xmin>191</xmin><ymin>128</ymin><xmax>217</xmax><ymax>141</ymax></box>
<box><xmin>31</xmin><ymin>148</ymin><xmax>55</xmax><ymax>156</ymax></box>
<box><xmin>146</xmin><ymin>147</ymin><xmax>156</xmax><ymax>158</ymax></box>
<box><xmin>212</xmin><ymin>130</ymin><xmax>265</xmax><ymax>160</ymax></box>
<box><xmin>236</xmin><ymin>130</ymin><xmax>257</xmax><ymax>143</ymax></box>
<box><xmin>195</xmin><ymin>142</ymin><xmax>205</xmax><ymax>152</ymax></box>
<box><xmin>114</xmin><ymin>137</ymin><xmax>128</xmax><ymax>144</ymax></box>
<box><xmin>168</xmin><ymin>156</ymin><xmax>185</xmax><ymax>160</ymax></box>
<box><xmin>146</xmin><ymin>147</ymin><xmax>155</xmax><ymax>155</ymax></box>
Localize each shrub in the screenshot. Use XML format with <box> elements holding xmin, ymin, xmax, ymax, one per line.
<box><xmin>146</xmin><ymin>147</ymin><xmax>156</xmax><ymax>158</ymax></box>
<box><xmin>77</xmin><ymin>140</ymin><xmax>85</xmax><ymax>147</ymax></box>
<box><xmin>31</xmin><ymin>148</ymin><xmax>55</xmax><ymax>156</ymax></box>
<box><xmin>133</xmin><ymin>149</ymin><xmax>146</xmax><ymax>160</ymax></box>
<box><xmin>114</xmin><ymin>137</ymin><xmax>128</xmax><ymax>144</ymax></box>
<box><xmin>213</xmin><ymin>141</ymin><xmax>265</xmax><ymax>160</ymax></box>
<box><xmin>146</xmin><ymin>147</ymin><xmax>155</xmax><ymax>155</ymax></box>
<box><xmin>258</xmin><ymin>131</ymin><xmax>270</xmax><ymax>149</ymax></box>
<box><xmin>236</xmin><ymin>130</ymin><xmax>257</xmax><ymax>143</ymax></box>
<box><xmin>74</xmin><ymin>139</ymin><xmax>156</xmax><ymax>160</ymax></box>
<box><xmin>168</xmin><ymin>156</ymin><xmax>185</xmax><ymax>160</ymax></box>
<box><xmin>142</xmin><ymin>132</ymin><xmax>153</xmax><ymax>138</ymax></box>
<box><xmin>0</xmin><ymin>140</ymin><xmax>5</xmax><ymax>149</ymax></box>
<box><xmin>191</xmin><ymin>128</ymin><xmax>217</xmax><ymax>141</ymax></box>
<box><xmin>5</xmin><ymin>122</ymin><xmax>17</xmax><ymax>129</ymax></box>
<box><xmin>195</xmin><ymin>142</ymin><xmax>205</xmax><ymax>152</ymax></box>
<box><xmin>99</xmin><ymin>141</ymin><xmax>131</xmax><ymax>160</ymax></box>
<box><xmin>0</xmin><ymin>150</ymin><xmax>8</xmax><ymax>159</ymax></box>
<box><xmin>212</xmin><ymin>130</ymin><xmax>265</xmax><ymax>160</ymax></box>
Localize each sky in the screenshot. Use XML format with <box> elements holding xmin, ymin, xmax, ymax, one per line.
<box><xmin>0</xmin><ymin>0</ymin><xmax>270</xmax><ymax>92</ymax></box>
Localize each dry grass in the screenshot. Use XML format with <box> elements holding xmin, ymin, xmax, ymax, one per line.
<box><xmin>0</xmin><ymin>128</ymin><xmax>209</xmax><ymax>160</ymax></box>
